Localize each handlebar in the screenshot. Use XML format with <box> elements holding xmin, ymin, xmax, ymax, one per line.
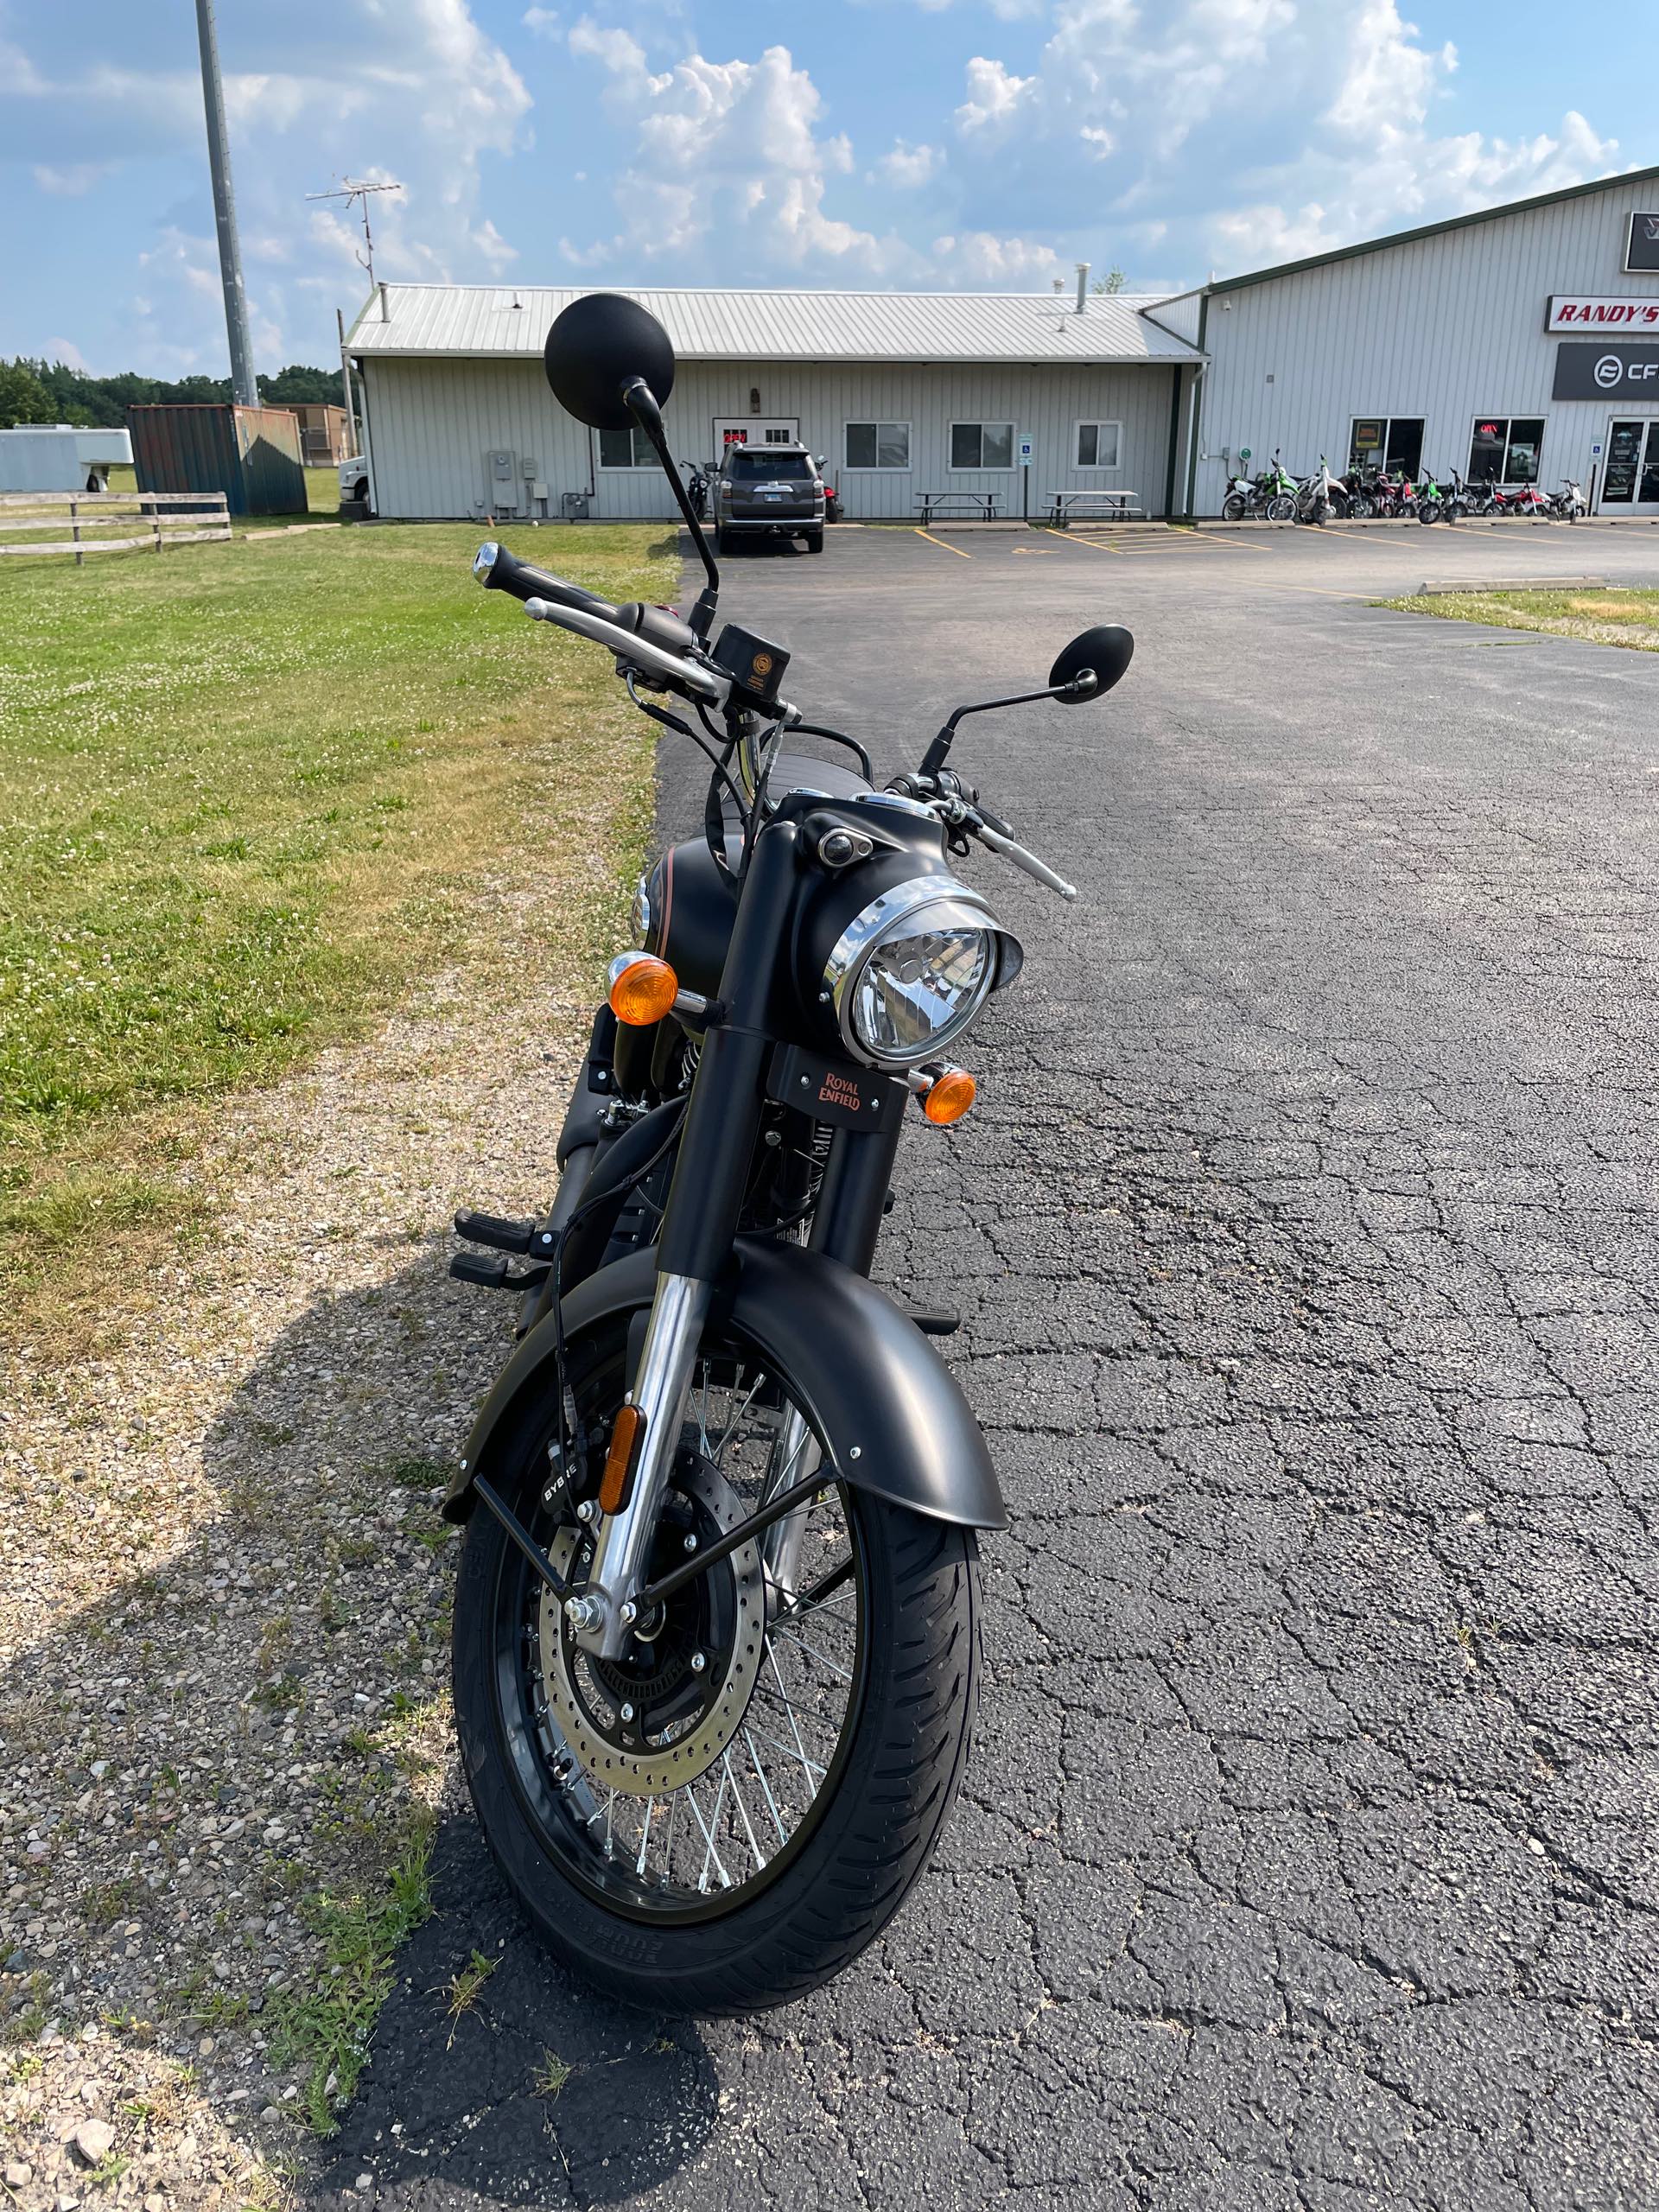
<box><xmin>474</xmin><ymin>538</ymin><xmax>622</xmax><ymax>622</ymax></box>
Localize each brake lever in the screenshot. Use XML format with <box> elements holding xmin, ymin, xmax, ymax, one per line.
<box><xmin>969</xmin><ymin>817</ymin><xmax>1078</xmax><ymax>901</ymax></box>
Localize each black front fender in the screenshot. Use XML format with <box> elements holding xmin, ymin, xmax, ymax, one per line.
<box><xmin>443</xmin><ymin>1239</ymin><xmax>1006</xmax><ymax>1531</ymax></box>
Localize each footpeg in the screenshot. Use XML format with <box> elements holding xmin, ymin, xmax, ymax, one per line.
<box><xmin>907</xmin><ymin>1305</ymin><xmax>961</xmax><ymax>1337</ymax></box>
<box><xmin>449</xmin><ymin>1251</ymin><xmax>550</xmax><ymax>1293</ymax></box>
<box><xmin>454</xmin><ymin>1208</ymin><xmax>535</xmax><ymax>1255</ymax></box>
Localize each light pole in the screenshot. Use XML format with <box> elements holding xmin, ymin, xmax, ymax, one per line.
<box><xmin>194</xmin><ymin>0</ymin><xmax>258</xmax><ymax>406</ymax></box>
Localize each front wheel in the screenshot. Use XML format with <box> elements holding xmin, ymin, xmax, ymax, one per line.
<box><xmin>1266</xmin><ymin>493</ymin><xmax>1295</xmax><ymax>522</ymax></box>
<box><xmin>452</xmin><ymin>1318</ymin><xmax>981</xmax><ymax>2012</ymax></box>
<box><xmin>1222</xmin><ymin>492</ymin><xmax>1249</xmax><ymax>522</ymax></box>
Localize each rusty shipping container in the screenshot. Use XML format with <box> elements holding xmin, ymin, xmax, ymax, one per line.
<box><xmin>127</xmin><ymin>404</ymin><xmax>306</xmax><ymax>517</ymax></box>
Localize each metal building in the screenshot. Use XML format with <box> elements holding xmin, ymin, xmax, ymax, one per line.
<box><xmin>1175</xmin><ymin>162</ymin><xmax>1659</xmax><ymax>518</ymax></box>
<box><xmin>344</xmin><ymin>283</ymin><xmax>1202</xmax><ymax>523</ymax></box>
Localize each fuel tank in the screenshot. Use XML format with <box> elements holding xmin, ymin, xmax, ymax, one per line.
<box><xmin>640</xmin><ymin>836</ymin><xmax>740</xmax><ymax>999</ymax></box>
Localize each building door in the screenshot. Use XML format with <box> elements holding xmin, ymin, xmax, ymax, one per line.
<box><xmin>1599</xmin><ymin>419</ymin><xmax>1659</xmax><ymax>511</ymax></box>
<box><xmin>709</xmin><ymin>418</ymin><xmax>800</xmax><ymax>466</ymax></box>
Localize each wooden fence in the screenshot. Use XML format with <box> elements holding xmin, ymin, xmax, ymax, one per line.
<box><xmin>0</xmin><ymin>491</ymin><xmax>232</xmax><ymax>566</ymax></box>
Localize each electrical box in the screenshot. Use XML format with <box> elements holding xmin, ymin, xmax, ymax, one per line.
<box><xmin>490</xmin><ymin>450</ymin><xmax>514</xmax><ymax>479</ymax></box>
<box><xmin>521</xmin><ymin>456</ymin><xmax>538</xmax><ymax>480</ymax></box>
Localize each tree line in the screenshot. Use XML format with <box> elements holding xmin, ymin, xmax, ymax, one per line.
<box><xmin>0</xmin><ymin>358</ymin><xmax>343</xmax><ymax>429</ymax></box>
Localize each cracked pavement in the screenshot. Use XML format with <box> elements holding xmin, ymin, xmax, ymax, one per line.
<box><xmin>319</xmin><ymin>524</ymin><xmax>1659</xmax><ymax>2209</ymax></box>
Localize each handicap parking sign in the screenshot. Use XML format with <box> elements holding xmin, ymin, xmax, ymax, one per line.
<box><xmin>1018</xmin><ymin>439</ymin><xmax>1033</xmax><ymax>467</ymax></box>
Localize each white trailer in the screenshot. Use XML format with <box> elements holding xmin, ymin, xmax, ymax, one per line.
<box><xmin>0</xmin><ymin>425</ymin><xmax>134</xmax><ymax>494</ymax></box>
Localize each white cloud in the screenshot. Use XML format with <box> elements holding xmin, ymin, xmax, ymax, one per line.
<box><xmin>4</xmin><ymin>2</ymin><xmax>531</xmax><ymax>371</ymax></box>
<box><xmin>931</xmin><ymin>231</ymin><xmax>1062</xmax><ymax>282</ymax></box>
<box><xmin>522</xmin><ymin>5</ymin><xmax>560</xmax><ymax>35</ymax></box>
<box><xmin>31</xmin><ymin>161</ymin><xmax>111</xmax><ymax>195</ymax></box>
<box><xmin>956</xmin><ymin>57</ymin><xmax>1033</xmax><ymax>135</ymax></box>
<box><xmin>872</xmin><ymin>140</ymin><xmax>941</xmax><ymax>189</ymax></box>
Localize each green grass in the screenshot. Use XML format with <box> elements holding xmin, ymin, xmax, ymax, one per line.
<box><xmin>0</xmin><ymin>519</ymin><xmax>669</xmax><ymax>1338</ymax></box>
<box><xmin>1382</xmin><ymin>583</ymin><xmax>1659</xmax><ymax>650</ymax></box>
<box><xmin>266</xmin><ymin>1836</ymin><xmax>435</xmax><ymax>2136</ymax></box>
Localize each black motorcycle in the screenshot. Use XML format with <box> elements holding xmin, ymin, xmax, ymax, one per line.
<box><xmin>683</xmin><ymin>461</ymin><xmax>709</xmax><ymax>520</ymax></box>
<box><xmin>445</xmin><ymin>293</ymin><xmax>1134</xmax><ymax>2012</ymax></box>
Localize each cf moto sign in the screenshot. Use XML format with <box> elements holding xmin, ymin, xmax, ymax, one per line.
<box><xmin>1552</xmin><ymin>341</ymin><xmax>1659</xmax><ymax>399</ymax></box>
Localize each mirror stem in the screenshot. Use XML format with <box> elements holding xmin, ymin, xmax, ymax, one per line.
<box><xmin>623</xmin><ymin>377</ymin><xmax>719</xmax><ymax>639</ymax></box>
<box><xmin>919</xmin><ymin>677</ymin><xmax>1089</xmax><ymax>777</ymax></box>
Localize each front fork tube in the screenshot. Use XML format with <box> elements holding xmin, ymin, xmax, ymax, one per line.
<box><xmin>578</xmin><ymin>1269</ymin><xmax>711</xmax><ymax>1658</ymax></box>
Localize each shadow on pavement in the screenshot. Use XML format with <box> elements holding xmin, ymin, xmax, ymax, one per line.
<box><xmin>311</xmin><ymin>1819</ymin><xmax>718</xmax><ymax>2209</ymax></box>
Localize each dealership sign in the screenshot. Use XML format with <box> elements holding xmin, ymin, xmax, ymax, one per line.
<box><xmin>1548</xmin><ymin>296</ymin><xmax>1659</xmax><ymax>331</ymax></box>
<box><xmin>1552</xmin><ymin>341</ymin><xmax>1659</xmax><ymax>399</ymax></box>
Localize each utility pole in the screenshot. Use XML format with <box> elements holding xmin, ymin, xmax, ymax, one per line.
<box><xmin>307</xmin><ymin>178</ymin><xmax>404</xmax><ymax>289</ymax></box>
<box><xmin>193</xmin><ymin>0</ymin><xmax>258</xmax><ymax>407</ymax></box>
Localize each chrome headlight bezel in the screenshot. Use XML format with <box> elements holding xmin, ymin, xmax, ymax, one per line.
<box><xmin>631</xmin><ymin>868</ymin><xmax>654</xmax><ymax>950</ymax></box>
<box><xmin>823</xmin><ymin>875</ymin><xmax>1023</xmax><ymax>1069</ymax></box>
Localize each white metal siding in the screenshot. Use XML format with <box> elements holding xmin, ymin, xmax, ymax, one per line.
<box><xmin>360</xmin><ymin>357</ymin><xmax>1187</xmax><ymax>523</ymax></box>
<box><xmin>1194</xmin><ymin>177</ymin><xmax>1659</xmax><ymax>513</ymax></box>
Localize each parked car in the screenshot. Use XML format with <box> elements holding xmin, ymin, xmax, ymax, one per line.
<box><xmin>713</xmin><ymin>442</ymin><xmax>825</xmax><ymax>553</ymax></box>
<box><xmin>339</xmin><ymin>455</ymin><xmax>370</xmax><ymax>508</ymax></box>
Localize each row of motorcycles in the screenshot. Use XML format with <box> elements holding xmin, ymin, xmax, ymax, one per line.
<box><xmin>1223</xmin><ymin>451</ymin><xmax>1589</xmax><ymax>525</ymax></box>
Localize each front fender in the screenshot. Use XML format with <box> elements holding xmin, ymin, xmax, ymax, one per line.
<box><xmin>443</xmin><ymin>1239</ymin><xmax>1006</xmax><ymax>1531</ymax></box>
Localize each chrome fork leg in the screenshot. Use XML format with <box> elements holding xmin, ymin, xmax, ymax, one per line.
<box><xmin>577</xmin><ymin>1271</ymin><xmax>711</xmax><ymax>1660</ymax></box>
<box><xmin>763</xmin><ymin>1406</ymin><xmax>821</xmax><ymax>1602</ymax></box>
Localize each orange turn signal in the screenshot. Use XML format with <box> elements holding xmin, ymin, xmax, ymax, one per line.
<box><xmin>609</xmin><ymin>954</ymin><xmax>678</xmax><ymax>1027</ymax></box>
<box><xmin>599</xmin><ymin>1403</ymin><xmax>643</xmax><ymax>1515</ymax></box>
<box><xmin>922</xmin><ymin>1068</ymin><xmax>977</xmax><ymax>1125</ymax></box>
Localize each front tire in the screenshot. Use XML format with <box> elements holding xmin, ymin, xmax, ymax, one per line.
<box><xmin>803</xmin><ymin>527</ymin><xmax>824</xmax><ymax>553</ymax></box>
<box><xmin>452</xmin><ymin>1319</ymin><xmax>981</xmax><ymax>2012</ymax></box>
<box><xmin>1222</xmin><ymin>492</ymin><xmax>1249</xmax><ymax>522</ymax></box>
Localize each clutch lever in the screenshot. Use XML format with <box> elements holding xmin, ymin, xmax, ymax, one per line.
<box><xmin>972</xmin><ymin>820</ymin><xmax>1077</xmax><ymax>901</ymax></box>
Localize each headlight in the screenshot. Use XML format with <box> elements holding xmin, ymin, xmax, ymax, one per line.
<box><xmin>631</xmin><ymin>869</ymin><xmax>653</xmax><ymax>948</ymax></box>
<box><xmin>823</xmin><ymin>879</ymin><xmax>1022</xmax><ymax>1068</ymax></box>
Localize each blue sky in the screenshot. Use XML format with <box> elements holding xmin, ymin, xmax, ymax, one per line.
<box><xmin>0</xmin><ymin>0</ymin><xmax>1651</xmax><ymax>378</ymax></box>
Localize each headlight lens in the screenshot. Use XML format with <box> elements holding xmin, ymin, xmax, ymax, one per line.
<box><xmin>825</xmin><ymin>881</ymin><xmax>1020</xmax><ymax>1067</ymax></box>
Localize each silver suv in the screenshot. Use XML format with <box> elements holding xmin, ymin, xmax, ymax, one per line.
<box><xmin>713</xmin><ymin>443</ymin><xmax>825</xmax><ymax>554</ymax></box>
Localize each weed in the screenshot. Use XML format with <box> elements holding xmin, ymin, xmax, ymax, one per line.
<box><xmin>443</xmin><ymin>1949</ymin><xmax>499</xmax><ymax>2046</ymax></box>
<box><xmin>266</xmin><ymin>1827</ymin><xmax>434</xmax><ymax>2137</ymax></box>
<box><xmin>532</xmin><ymin>2049</ymin><xmax>572</xmax><ymax>2099</ymax></box>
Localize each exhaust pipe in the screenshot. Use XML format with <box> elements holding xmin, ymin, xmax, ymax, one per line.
<box><xmin>1075</xmin><ymin>263</ymin><xmax>1089</xmax><ymax>315</ymax></box>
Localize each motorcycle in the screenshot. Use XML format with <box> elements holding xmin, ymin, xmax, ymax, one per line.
<box><xmin>1550</xmin><ymin>478</ymin><xmax>1588</xmax><ymax>520</ymax></box>
<box><xmin>1414</xmin><ymin>466</ymin><xmax>1466</xmax><ymax>524</ymax></box>
<box><xmin>1294</xmin><ymin>455</ymin><xmax>1344</xmax><ymax>524</ymax></box>
<box><xmin>444</xmin><ymin>293</ymin><xmax>1135</xmax><ymax>2011</ymax></box>
<box><xmin>683</xmin><ymin>461</ymin><xmax>709</xmax><ymax>521</ymax></box>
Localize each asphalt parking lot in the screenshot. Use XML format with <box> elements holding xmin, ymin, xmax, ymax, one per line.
<box><xmin>322</xmin><ymin>522</ymin><xmax>1659</xmax><ymax>2210</ymax></box>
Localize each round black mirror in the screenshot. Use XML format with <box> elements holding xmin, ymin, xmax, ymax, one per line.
<box><xmin>1048</xmin><ymin>624</ymin><xmax>1135</xmax><ymax>702</ymax></box>
<box><xmin>543</xmin><ymin>293</ymin><xmax>676</xmax><ymax>431</ymax></box>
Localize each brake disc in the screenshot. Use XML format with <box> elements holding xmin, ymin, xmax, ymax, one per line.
<box><xmin>537</xmin><ymin>1457</ymin><xmax>766</xmax><ymax>1799</ymax></box>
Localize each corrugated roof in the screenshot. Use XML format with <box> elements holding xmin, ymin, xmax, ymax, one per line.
<box><xmin>345</xmin><ymin>284</ymin><xmax>1202</xmax><ymax>365</ymax></box>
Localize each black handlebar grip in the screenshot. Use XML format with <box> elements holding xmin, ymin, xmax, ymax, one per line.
<box><xmin>476</xmin><ymin>540</ymin><xmax>622</xmax><ymax>624</ymax></box>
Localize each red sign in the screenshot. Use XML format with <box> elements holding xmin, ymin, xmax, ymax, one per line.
<box><xmin>1547</xmin><ymin>295</ymin><xmax>1659</xmax><ymax>332</ymax></box>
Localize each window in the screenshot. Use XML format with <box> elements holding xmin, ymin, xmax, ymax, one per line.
<box><xmin>598</xmin><ymin>427</ymin><xmax>657</xmax><ymax>468</ymax></box>
<box><xmin>1348</xmin><ymin>416</ymin><xmax>1424</xmax><ymax>475</ymax></box>
<box><xmin>1467</xmin><ymin>416</ymin><xmax>1546</xmax><ymax>485</ymax></box>
<box><xmin>950</xmin><ymin>422</ymin><xmax>1014</xmax><ymax>470</ymax></box>
<box><xmin>1075</xmin><ymin>422</ymin><xmax>1122</xmax><ymax>469</ymax></box>
<box><xmin>845</xmin><ymin>422</ymin><xmax>911</xmax><ymax>470</ymax></box>
<box><xmin>723</xmin><ymin>449</ymin><xmax>814</xmax><ymax>481</ymax></box>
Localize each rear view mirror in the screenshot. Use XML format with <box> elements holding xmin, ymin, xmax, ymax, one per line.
<box><xmin>1048</xmin><ymin>625</ymin><xmax>1135</xmax><ymax>702</ymax></box>
<box><xmin>543</xmin><ymin>293</ymin><xmax>676</xmax><ymax>430</ymax></box>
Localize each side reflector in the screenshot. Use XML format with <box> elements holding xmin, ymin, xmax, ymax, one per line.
<box><xmin>599</xmin><ymin>1404</ymin><xmax>643</xmax><ymax>1515</ymax></box>
<box><xmin>922</xmin><ymin>1068</ymin><xmax>976</xmax><ymax>1125</ymax></box>
<box><xmin>609</xmin><ymin>954</ymin><xmax>678</xmax><ymax>1027</ymax></box>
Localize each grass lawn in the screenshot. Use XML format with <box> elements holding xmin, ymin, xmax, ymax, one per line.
<box><xmin>0</xmin><ymin>519</ymin><xmax>671</xmax><ymax>1342</ymax></box>
<box><xmin>1382</xmin><ymin>583</ymin><xmax>1659</xmax><ymax>650</ymax></box>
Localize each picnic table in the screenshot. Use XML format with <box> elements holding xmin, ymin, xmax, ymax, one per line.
<box><xmin>1046</xmin><ymin>489</ymin><xmax>1146</xmax><ymax>526</ymax></box>
<box><xmin>915</xmin><ymin>491</ymin><xmax>1002</xmax><ymax>525</ymax></box>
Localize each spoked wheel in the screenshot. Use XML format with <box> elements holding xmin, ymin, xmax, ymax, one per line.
<box><xmin>1222</xmin><ymin>492</ymin><xmax>1249</xmax><ymax>522</ymax></box>
<box><xmin>453</xmin><ymin>1314</ymin><xmax>981</xmax><ymax>2011</ymax></box>
<box><xmin>1266</xmin><ymin>493</ymin><xmax>1295</xmax><ymax>522</ymax></box>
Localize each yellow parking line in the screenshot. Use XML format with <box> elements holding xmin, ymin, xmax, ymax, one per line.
<box><xmin>1183</xmin><ymin>529</ymin><xmax>1273</xmax><ymax>554</ymax></box>
<box><xmin>914</xmin><ymin>527</ymin><xmax>971</xmax><ymax>558</ymax></box>
<box><xmin>1048</xmin><ymin>531</ymin><xmax>1125</xmax><ymax>556</ymax></box>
